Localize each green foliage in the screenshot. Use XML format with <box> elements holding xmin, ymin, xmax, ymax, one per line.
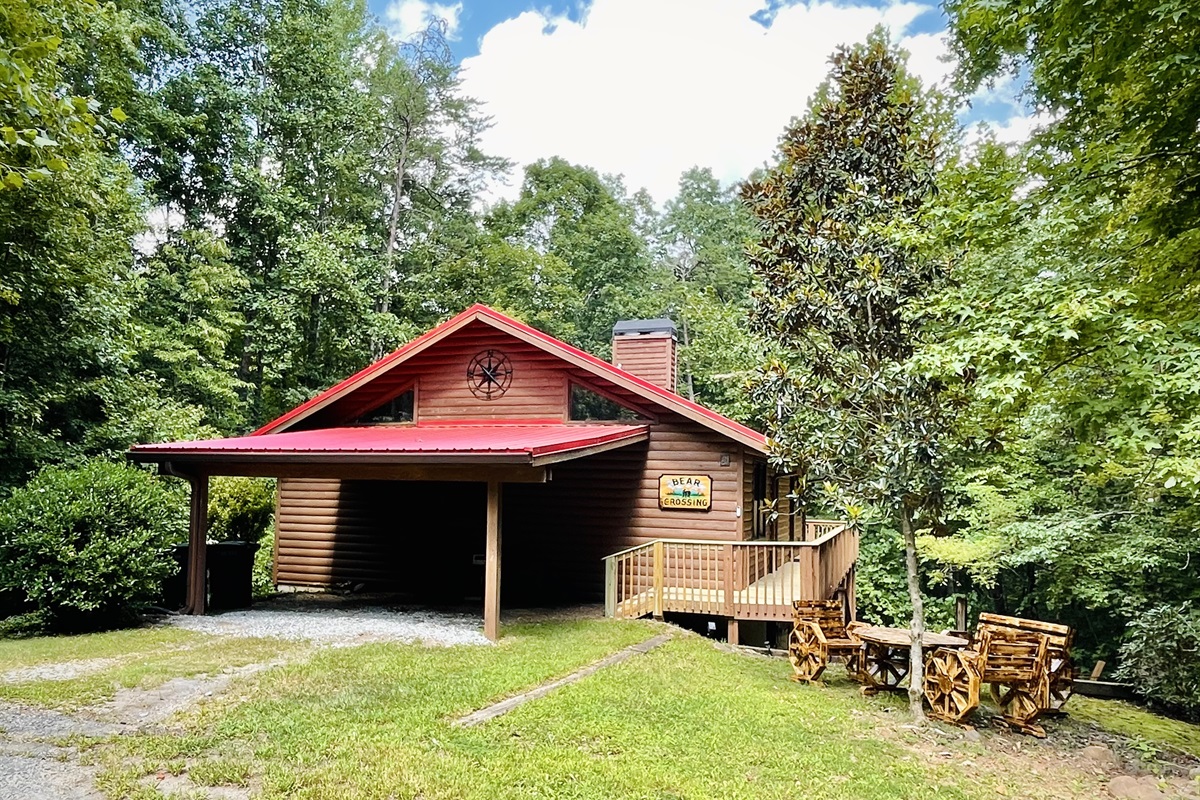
<box><xmin>1116</xmin><ymin>605</ymin><xmax>1200</xmax><ymax>718</ymax></box>
<box><xmin>914</xmin><ymin>0</ymin><xmax>1200</xmax><ymax>662</ymax></box>
<box><xmin>252</xmin><ymin>530</ymin><xmax>276</xmax><ymax>599</ymax></box>
<box><xmin>0</xmin><ymin>0</ymin><xmax>118</xmax><ymax>187</ymax></box>
<box><xmin>135</xmin><ymin>230</ymin><xmax>250</xmax><ymax>433</ymax></box>
<box><xmin>743</xmin><ymin>35</ymin><xmax>948</xmax><ymax>523</ymax></box>
<box><xmin>486</xmin><ymin>158</ymin><xmax>661</xmax><ymax>355</ymax></box>
<box><xmin>856</xmin><ymin>525</ymin><xmax>956</xmax><ymax>631</ymax></box>
<box><xmin>207</xmin><ymin>477</ymin><xmax>275</xmax><ymax>543</ymax></box>
<box><xmin>0</xmin><ymin>460</ymin><xmax>185</xmax><ymax>630</ymax></box>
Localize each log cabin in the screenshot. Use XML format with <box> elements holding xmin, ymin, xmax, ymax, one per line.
<box><xmin>131</xmin><ymin>304</ymin><xmax>858</xmax><ymax>641</ymax></box>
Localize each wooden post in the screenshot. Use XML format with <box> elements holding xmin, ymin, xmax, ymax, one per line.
<box><xmin>955</xmin><ymin>595</ymin><xmax>968</xmax><ymax>632</ymax></box>
<box><xmin>727</xmin><ymin>618</ymin><xmax>739</xmax><ymax>645</ymax></box>
<box><xmin>604</xmin><ymin>556</ymin><xmax>617</xmax><ymax>618</ymax></box>
<box><xmin>484</xmin><ymin>480</ymin><xmax>502</xmax><ymax>642</ymax></box>
<box><xmin>722</xmin><ymin>543</ymin><xmax>735</xmax><ymax>617</ymax></box>
<box><xmin>185</xmin><ymin>473</ymin><xmax>209</xmax><ymax>615</ymax></box>
<box><xmin>846</xmin><ymin>565</ymin><xmax>857</xmax><ymax>622</ymax></box>
<box><xmin>799</xmin><ymin>545</ymin><xmax>820</xmax><ymax>600</ymax></box>
<box><xmin>652</xmin><ymin>540</ymin><xmax>664</xmax><ymax>619</ymax></box>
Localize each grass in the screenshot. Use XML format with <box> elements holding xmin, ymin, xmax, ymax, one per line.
<box><xmin>94</xmin><ymin>620</ymin><xmax>1019</xmax><ymax>800</ymax></box>
<box><xmin>1069</xmin><ymin>695</ymin><xmax>1200</xmax><ymax>759</ymax></box>
<box><xmin>0</xmin><ymin>625</ymin><xmax>201</xmax><ymax>673</ymax></box>
<box><xmin>6</xmin><ymin>619</ymin><xmax>1196</xmax><ymax>799</ymax></box>
<box><xmin>0</xmin><ymin>626</ymin><xmax>305</xmax><ymax>710</ymax></box>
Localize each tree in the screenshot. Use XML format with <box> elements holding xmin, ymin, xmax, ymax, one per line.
<box><xmin>0</xmin><ymin>0</ymin><xmax>123</xmax><ymax>188</ymax></box>
<box><xmin>486</xmin><ymin>158</ymin><xmax>661</xmax><ymax>355</ymax></box>
<box><xmin>371</xmin><ymin>20</ymin><xmax>507</xmax><ymax>317</ymax></box>
<box><xmin>743</xmin><ymin>36</ymin><xmax>946</xmax><ymax>717</ymax></box>
<box><xmin>659</xmin><ymin>167</ymin><xmax>757</xmax><ymax>403</ymax></box>
<box><xmin>924</xmin><ymin>0</ymin><xmax>1200</xmax><ymax>665</ymax></box>
<box><xmin>912</xmin><ymin>137</ymin><xmax>1200</xmax><ymax>666</ymax></box>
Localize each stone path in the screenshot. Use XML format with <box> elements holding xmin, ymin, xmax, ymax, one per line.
<box><xmin>453</xmin><ymin>632</ymin><xmax>672</xmax><ymax>728</ymax></box>
<box><xmin>0</xmin><ymin>663</ymin><xmax>279</xmax><ymax>799</ymax></box>
<box><xmin>0</xmin><ymin>705</ymin><xmax>121</xmax><ymax>800</ymax></box>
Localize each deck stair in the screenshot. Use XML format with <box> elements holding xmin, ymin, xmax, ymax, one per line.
<box><xmin>603</xmin><ymin>521</ymin><xmax>857</xmax><ymax>623</ymax></box>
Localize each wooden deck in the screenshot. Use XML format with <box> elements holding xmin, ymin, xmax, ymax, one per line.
<box><xmin>603</xmin><ymin>521</ymin><xmax>858</xmax><ymax>623</ymax></box>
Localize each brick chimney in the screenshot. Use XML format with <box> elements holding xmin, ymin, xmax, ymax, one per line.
<box><xmin>611</xmin><ymin>319</ymin><xmax>677</xmax><ymax>393</ymax></box>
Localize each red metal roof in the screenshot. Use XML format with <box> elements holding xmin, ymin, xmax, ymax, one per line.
<box><xmin>130</xmin><ymin>421</ymin><xmax>650</xmax><ymax>466</ymax></box>
<box><xmin>254</xmin><ymin>304</ymin><xmax>769</xmax><ymax>453</ymax></box>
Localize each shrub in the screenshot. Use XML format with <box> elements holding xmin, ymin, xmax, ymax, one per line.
<box><xmin>208</xmin><ymin>477</ymin><xmax>275</xmax><ymax>543</ymax></box>
<box><xmin>0</xmin><ymin>459</ymin><xmax>185</xmax><ymax>631</ymax></box>
<box><xmin>1116</xmin><ymin>604</ymin><xmax>1200</xmax><ymax>718</ymax></box>
<box><xmin>252</xmin><ymin>529</ymin><xmax>276</xmax><ymax>599</ymax></box>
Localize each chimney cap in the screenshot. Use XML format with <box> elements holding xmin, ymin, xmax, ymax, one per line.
<box><xmin>612</xmin><ymin>318</ymin><xmax>677</xmax><ymax>337</ymax></box>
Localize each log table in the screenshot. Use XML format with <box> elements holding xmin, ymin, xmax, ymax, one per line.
<box><xmin>852</xmin><ymin>625</ymin><xmax>969</xmax><ymax>696</ymax></box>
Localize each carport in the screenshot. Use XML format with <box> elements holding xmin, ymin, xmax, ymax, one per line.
<box><xmin>130</xmin><ymin>422</ymin><xmax>649</xmax><ymax>640</ymax></box>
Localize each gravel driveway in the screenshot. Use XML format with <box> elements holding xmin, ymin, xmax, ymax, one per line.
<box><xmin>165</xmin><ymin>606</ymin><xmax>492</xmax><ymax>647</ymax></box>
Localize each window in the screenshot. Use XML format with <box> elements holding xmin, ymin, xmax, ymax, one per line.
<box><xmin>354</xmin><ymin>389</ymin><xmax>414</xmax><ymax>424</ymax></box>
<box><xmin>568</xmin><ymin>384</ymin><xmax>642</xmax><ymax>421</ymax></box>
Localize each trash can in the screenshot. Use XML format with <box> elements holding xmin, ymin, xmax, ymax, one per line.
<box><xmin>207</xmin><ymin>540</ymin><xmax>259</xmax><ymax>610</ymax></box>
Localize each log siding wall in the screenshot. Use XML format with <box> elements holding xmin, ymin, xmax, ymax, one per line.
<box><xmin>275</xmin><ymin>413</ymin><xmax>749</xmax><ymax>600</ymax></box>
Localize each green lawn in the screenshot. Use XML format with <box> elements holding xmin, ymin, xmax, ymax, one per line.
<box><xmin>0</xmin><ymin>625</ymin><xmax>200</xmax><ymax>673</ymax></box>
<box><xmin>2</xmin><ymin>619</ymin><xmax>1195</xmax><ymax>800</ymax></box>
<box><xmin>0</xmin><ymin>625</ymin><xmax>309</xmax><ymax>711</ymax></box>
<box><xmin>92</xmin><ymin>620</ymin><xmax>1012</xmax><ymax>800</ymax></box>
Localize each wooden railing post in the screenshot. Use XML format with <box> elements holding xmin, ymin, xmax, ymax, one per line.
<box><xmin>652</xmin><ymin>540</ymin><xmax>664</xmax><ymax>618</ymax></box>
<box><xmin>723</xmin><ymin>543</ymin><xmax>735</xmax><ymax>617</ymax></box>
<box><xmin>799</xmin><ymin>544</ymin><xmax>820</xmax><ymax>601</ymax></box>
<box><xmin>604</xmin><ymin>556</ymin><xmax>617</xmax><ymax>618</ymax></box>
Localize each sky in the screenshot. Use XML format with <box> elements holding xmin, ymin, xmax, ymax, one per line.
<box><xmin>369</xmin><ymin>0</ymin><xmax>1037</xmax><ymax>205</ymax></box>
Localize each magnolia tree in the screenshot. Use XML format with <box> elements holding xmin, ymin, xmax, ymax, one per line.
<box><xmin>742</xmin><ymin>36</ymin><xmax>948</xmax><ymax>718</ymax></box>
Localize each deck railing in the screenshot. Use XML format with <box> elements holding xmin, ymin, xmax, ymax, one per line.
<box><xmin>603</xmin><ymin>521</ymin><xmax>858</xmax><ymax>622</ymax></box>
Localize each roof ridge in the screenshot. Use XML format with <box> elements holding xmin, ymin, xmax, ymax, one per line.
<box><xmin>252</xmin><ymin>304</ymin><xmax>767</xmax><ymax>453</ymax></box>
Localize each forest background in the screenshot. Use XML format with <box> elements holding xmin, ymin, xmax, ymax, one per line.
<box><xmin>2</xmin><ymin>0</ymin><xmax>1197</xmax><ymax>711</ymax></box>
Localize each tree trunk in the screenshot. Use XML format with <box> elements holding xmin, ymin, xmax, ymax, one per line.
<box><xmin>380</xmin><ymin>130</ymin><xmax>410</xmax><ymax>315</ymax></box>
<box><xmin>899</xmin><ymin>506</ymin><xmax>926</xmax><ymax>720</ymax></box>
<box><xmin>680</xmin><ymin>314</ymin><xmax>696</xmax><ymax>402</ymax></box>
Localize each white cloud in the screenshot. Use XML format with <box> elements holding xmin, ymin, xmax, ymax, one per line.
<box><xmin>386</xmin><ymin>0</ymin><xmax>462</xmax><ymax>42</ymax></box>
<box><xmin>460</xmin><ymin>0</ymin><xmax>963</xmax><ymax>205</ymax></box>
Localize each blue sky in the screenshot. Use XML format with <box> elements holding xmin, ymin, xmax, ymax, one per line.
<box><xmin>370</xmin><ymin>1</ymin><xmax>1035</xmax><ymax>205</ymax></box>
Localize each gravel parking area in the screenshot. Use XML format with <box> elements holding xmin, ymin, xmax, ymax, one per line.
<box><xmin>165</xmin><ymin>606</ymin><xmax>492</xmax><ymax>647</ymax></box>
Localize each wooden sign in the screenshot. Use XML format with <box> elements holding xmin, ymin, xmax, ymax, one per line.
<box><xmin>658</xmin><ymin>474</ymin><xmax>712</xmax><ymax>511</ymax></box>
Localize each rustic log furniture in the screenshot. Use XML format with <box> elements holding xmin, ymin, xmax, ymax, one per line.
<box><xmin>922</xmin><ymin>612</ymin><xmax>1076</xmax><ymax>737</ymax></box>
<box><xmin>787</xmin><ymin>599</ymin><xmax>863</xmax><ymax>682</ymax></box>
<box><xmin>853</xmin><ymin>626</ymin><xmax>969</xmax><ymax>695</ymax></box>
<box><xmin>976</xmin><ymin>612</ymin><xmax>1076</xmax><ymax>714</ymax></box>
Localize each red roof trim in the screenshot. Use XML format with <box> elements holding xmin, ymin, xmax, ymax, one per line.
<box><xmin>253</xmin><ymin>304</ymin><xmax>768</xmax><ymax>452</ymax></box>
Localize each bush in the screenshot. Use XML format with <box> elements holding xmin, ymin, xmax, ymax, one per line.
<box><xmin>252</xmin><ymin>529</ymin><xmax>276</xmax><ymax>599</ymax></box>
<box><xmin>0</xmin><ymin>459</ymin><xmax>185</xmax><ymax>631</ymax></box>
<box><xmin>208</xmin><ymin>477</ymin><xmax>275</xmax><ymax>543</ymax></box>
<box><xmin>1116</xmin><ymin>604</ymin><xmax>1200</xmax><ymax>718</ymax></box>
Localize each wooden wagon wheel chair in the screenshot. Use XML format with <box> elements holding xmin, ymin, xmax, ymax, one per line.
<box><xmin>788</xmin><ymin>620</ymin><xmax>829</xmax><ymax>682</ymax></box>
<box><xmin>978</xmin><ymin>625</ymin><xmax>1052</xmax><ymax>738</ymax></box>
<box><xmin>788</xmin><ymin>600</ymin><xmax>862</xmax><ymax>683</ymax></box>
<box><xmin>923</xmin><ymin>647</ymin><xmax>981</xmax><ymax>724</ymax></box>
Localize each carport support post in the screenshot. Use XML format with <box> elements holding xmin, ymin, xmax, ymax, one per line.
<box><xmin>185</xmin><ymin>473</ymin><xmax>209</xmax><ymax>615</ymax></box>
<box><xmin>484</xmin><ymin>479</ymin><xmax>502</xmax><ymax>641</ymax></box>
